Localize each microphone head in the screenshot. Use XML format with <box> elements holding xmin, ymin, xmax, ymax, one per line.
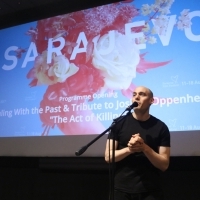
<box><xmin>132</xmin><ymin>102</ymin><xmax>138</xmax><ymax>108</ymax></box>
<box><xmin>126</xmin><ymin>102</ymin><xmax>138</xmax><ymax>111</ymax></box>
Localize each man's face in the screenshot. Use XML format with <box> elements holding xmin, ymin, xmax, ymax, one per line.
<box><xmin>132</xmin><ymin>86</ymin><xmax>154</xmax><ymax>111</ymax></box>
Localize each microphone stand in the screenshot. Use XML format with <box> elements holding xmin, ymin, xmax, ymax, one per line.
<box><xmin>75</xmin><ymin>105</ymin><xmax>134</xmax><ymax>156</ymax></box>
<box><xmin>75</xmin><ymin>104</ymin><xmax>136</xmax><ymax>200</ymax></box>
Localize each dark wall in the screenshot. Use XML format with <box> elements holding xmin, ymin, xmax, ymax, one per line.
<box><xmin>0</xmin><ymin>0</ymin><xmax>120</xmax><ymax>30</ymax></box>
<box><xmin>0</xmin><ymin>157</ymin><xmax>200</xmax><ymax>200</ymax></box>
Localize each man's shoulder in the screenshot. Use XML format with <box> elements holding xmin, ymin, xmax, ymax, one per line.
<box><xmin>150</xmin><ymin>115</ymin><xmax>169</xmax><ymax>129</ymax></box>
<box><xmin>150</xmin><ymin>115</ymin><xmax>165</xmax><ymax>124</ymax></box>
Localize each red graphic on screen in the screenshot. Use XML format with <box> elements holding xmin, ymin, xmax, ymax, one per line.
<box><xmin>26</xmin><ymin>1</ymin><xmax>171</xmax><ymax>135</ymax></box>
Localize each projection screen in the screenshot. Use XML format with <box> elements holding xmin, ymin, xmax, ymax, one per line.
<box><xmin>0</xmin><ymin>0</ymin><xmax>200</xmax><ymax>156</ymax></box>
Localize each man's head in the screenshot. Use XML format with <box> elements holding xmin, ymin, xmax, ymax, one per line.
<box><xmin>132</xmin><ymin>86</ymin><xmax>154</xmax><ymax>113</ymax></box>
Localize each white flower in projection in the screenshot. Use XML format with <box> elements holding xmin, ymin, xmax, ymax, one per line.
<box><xmin>153</xmin><ymin>15</ymin><xmax>170</xmax><ymax>35</ymax></box>
<box><xmin>137</xmin><ymin>36</ymin><xmax>147</xmax><ymax>44</ymax></box>
<box><xmin>154</xmin><ymin>0</ymin><xmax>174</xmax><ymax>15</ymax></box>
<box><xmin>141</xmin><ymin>4</ymin><xmax>152</xmax><ymax>16</ymax></box>
<box><xmin>155</xmin><ymin>0</ymin><xmax>174</xmax><ymax>7</ymax></box>
<box><xmin>92</xmin><ymin>30</ymin><xmax>140</xmax><ymax>90</ymax></box>
<box><xmin>177</xmin><ymin>9</ymin><xmax>192</xmax><ymax>30</ymax></box>
<box><xmin>142</xmin><ymin>23</ymin><xmax>150</xmax><ymax>32</ymax></box>
<box><xmin>151</xmin><ymin>26</ymin><xmax>158</xmax><ymax>34</ymax></box>
<box><xmin>139</xmin><ymin>0</ymin><xmax>179</xmax><ymax>44</ymax></box>
<box><xmin>32</xmin><ymin>52</ymin><xmax>79</xmax><ymax>86</ymax></box>
<box><xmin>148</xmin><ymin>36</ymin><xmax>157</xmax><ymax>44</ymax></box>
<box><xmin>48</xmin><ymin>55</ymin><xmax>79</xmax><ymax>83</ymax></box>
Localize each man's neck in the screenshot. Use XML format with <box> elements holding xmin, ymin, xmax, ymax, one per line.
<box><xmin>132</xmin><ymin>112</ymin><xmax>150</xmax><ymax>121</ymax></box>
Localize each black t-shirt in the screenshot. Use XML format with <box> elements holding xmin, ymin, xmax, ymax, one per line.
<box><xmin>108</xmin><ymin>112</ymin><xmax>170</xmax><ymax>193</ymax></box>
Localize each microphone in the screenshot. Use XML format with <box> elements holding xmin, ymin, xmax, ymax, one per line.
<box><xmin>125</xmin><ymin>102</ymin><xmax>138</xmax><ymax>111</ymax></box>
<box><xmin>113</xmin><ymin>102</ymin><xmax>138</xmax><ymax>122</ymax></box>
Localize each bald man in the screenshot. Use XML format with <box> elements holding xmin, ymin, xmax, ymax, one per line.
<box><xmin>105</xmin><ymin>86</ymin><xmax>170</xmax><ymax>200</ymax></box>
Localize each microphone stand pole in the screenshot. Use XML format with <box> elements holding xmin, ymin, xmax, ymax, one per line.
<box><xmin>75</xmin><ymin>104</ymin><xmax>136</xmax><ymax>200</ymax></box>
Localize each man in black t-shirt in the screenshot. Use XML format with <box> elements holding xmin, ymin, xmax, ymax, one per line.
<box><xmin>105</xmin><ymin>86</ymin><xmax>170</xmax><ymax>200</ymax></box>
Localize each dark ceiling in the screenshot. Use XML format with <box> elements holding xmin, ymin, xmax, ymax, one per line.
<box><xmin>0</xmin><ymin>0</ymin><xmax>119</xmax><ymax>30</ymax></box>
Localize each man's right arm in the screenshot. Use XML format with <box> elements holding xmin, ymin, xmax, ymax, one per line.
<box><xmin>104</xmin><ymin>139</ymin><xmax>133</xmax><ymax>163</ymax></box>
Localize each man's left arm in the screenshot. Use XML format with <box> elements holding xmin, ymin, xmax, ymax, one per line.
<box><xmin>128</xmin><ymin>135</ymin><xmax>170</xmax><ymax>171</ymax></box>
<box><xmin>142</xmin><ymin>145</ymin><xmax>170</xmax><ymax>171</ymax></box>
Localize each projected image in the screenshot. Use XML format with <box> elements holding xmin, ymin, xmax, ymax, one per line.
<box><xmin>0</xmin><ymin>0</ymin><xmax>200</xmax><ymax>137</ymax></box>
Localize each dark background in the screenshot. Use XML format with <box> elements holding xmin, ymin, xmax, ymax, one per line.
<box><xmin>1</xmin><ymin>0</ymin><xmax>200</xmax><ymax>199</ymax></box>
<box><xmin>0</xmin><ymin>0</ymin><xmax>120</xmax><ymax>30</ymax></box>
<box><xmin>0</xmin><ymin>156</ymin><xmax>200</xmax><ymax>200</ymax></box>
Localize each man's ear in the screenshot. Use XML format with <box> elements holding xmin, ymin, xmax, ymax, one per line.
<box><xmin>150</xmin><ymin>97</ymin><xmax>154</xmax><ymax>105</ymax></box>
